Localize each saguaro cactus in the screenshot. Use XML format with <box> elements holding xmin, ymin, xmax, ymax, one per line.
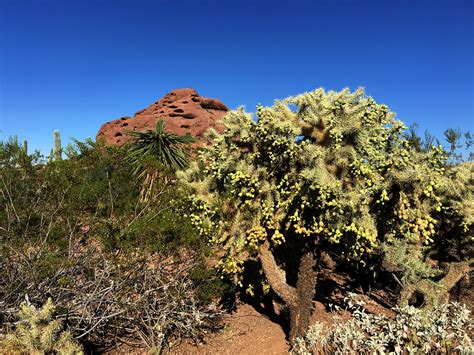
<box><xmin>53</xmin><ymin>130</ymin><xmax>62</xmax><ymax>161</ymax></box>
<box><xmin>22</xmin><ymin>140</ymin><xmax>28</xmax><ymax>155</ymax></box>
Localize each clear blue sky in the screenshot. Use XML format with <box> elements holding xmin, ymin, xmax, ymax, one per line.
<box><xmin>1</xmin><ymin>0</ymin><xmax>473</xmax><ymax>154</ymax></box>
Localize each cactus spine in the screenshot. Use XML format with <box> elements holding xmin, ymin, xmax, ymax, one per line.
<box><xmin>53</xmin><ymin>130</ymin><xmax>62</xmax><ymax>161</ymax></box>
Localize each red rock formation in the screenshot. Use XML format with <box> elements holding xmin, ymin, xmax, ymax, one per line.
<box><xmin>96</xmin><ymin>88</ymin><xmax>228</xmax><ymax>146</ymax></box>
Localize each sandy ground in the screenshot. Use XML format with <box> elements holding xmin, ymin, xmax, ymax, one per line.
<box><xmin>169</xmin><ymin>303</ymin><xmax>289</xmax><ymax>355</ymax></box>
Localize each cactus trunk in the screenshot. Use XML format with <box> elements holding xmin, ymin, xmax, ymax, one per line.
<box><xmin>53</xmin><ymin>130</ymin><xmax>62</xmax><ymax>161</ymax></box>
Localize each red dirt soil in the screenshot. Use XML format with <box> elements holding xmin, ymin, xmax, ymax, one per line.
<box><xmin>107</xmin><ymin>287</ymin><xmax>472</xmax><ymax>354</ymax></box>
<box><xmin>170</xmin><ymin>303</ymin><xmax>290</xmax><ymax>355</ymax></box>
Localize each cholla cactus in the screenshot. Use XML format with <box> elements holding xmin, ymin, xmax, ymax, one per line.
<box><xmin>2</xmin><ymin>298</ymin><xmax>83</xmax><ymax>354</ymax></box>
<box><xmin>180</xmin><ymin>88</ymin><xmax>472</xmax><ymax>340</ymax></box>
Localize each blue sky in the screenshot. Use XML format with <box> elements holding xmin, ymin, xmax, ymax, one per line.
<box><xmin>1</xmin><ymin>0</ymin><xmax>473</xmax><ymax>154</ymax></box>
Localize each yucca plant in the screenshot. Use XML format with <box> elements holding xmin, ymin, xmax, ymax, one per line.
<box><xmin>127</xmin><ymin>119</ymin><xmax>195</xmax><ymax>202</ymax></box>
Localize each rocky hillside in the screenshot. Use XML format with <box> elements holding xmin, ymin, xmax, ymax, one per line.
<box><xmin>96</xmin><ymin>88</ymin><xmax>229</xmax><ymax>146</ymax></box>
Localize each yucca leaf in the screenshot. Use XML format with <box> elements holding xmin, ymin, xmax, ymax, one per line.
<box><xmin>125</xmin><ymin>119</ymin><xmax>196</xmax><ymax>202</ymax></box>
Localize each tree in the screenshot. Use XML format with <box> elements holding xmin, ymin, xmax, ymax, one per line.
<box><xmin>403</xmin><ymin>123</ymin><xmax>440</xmax><ymax>152</ymax></box>
<box><xmin>443</xmin><ymin>128</ymin><xmax>473</xmax><ymax>164</ymax></box>
<box><xmin>180</xmin><ymin>88</ymin><xmax>473</xmax><ymax>340</ymax></box>
<box><xmin>127</xmin><ymin>119</ymin><xmax>195</xmax><ymax>202</ymax></box>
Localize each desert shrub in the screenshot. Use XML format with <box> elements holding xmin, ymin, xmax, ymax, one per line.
<box><xmin>0</xmin><ymin>138</ymin><xmax>138</xmax><ymax>249</ymax></box>
<box><xmin>179</xmin><ymin>87</ymin><xmax>473</xmax><ymax>340</ymax></box>
<box><xmin>0</xmin><ymin>241</ymin><xmax>223</xmax><ymax>352</ymax></box>
<box><xmin>291</xmin><ymin>294</ymin><xmax>473</xmax><ymax>354</ymax></box>
<box><xmin>94</xmin><ymin>187</ymin><xmax>200</xmax><ymax>254</ymax></box>
<box><xmin>0</xmin><ymin>137</ymin><xmax>223</xmax><ymax>350</ymax></box>
<box><xmin>0</xmin><ymin>136</ymin><xmax>205</xmax><ymax>254</ymax></box>
<box><xmin>1</xmin><ymin>298</ymin><xmax>83</xmax><ymax>354</ymax></box>
<box><xmin>189</xmin><ymin>260</ymin><xmax>234</xmax><ymax>304</ymax></box>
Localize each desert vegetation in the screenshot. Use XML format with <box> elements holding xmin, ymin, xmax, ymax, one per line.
<box><xmin>1</xmin><ymin>88</ymin><xmax>472</xmax><ymax>353</ymax></box>
<box><xmin>0</xmin><ymin>134</ymin><xmax>226</xmax><ymax>353</ymax></box>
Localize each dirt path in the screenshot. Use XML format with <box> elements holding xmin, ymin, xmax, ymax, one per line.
<box><xmin>170</xmin><ymin>303</ymin><xmax>289</xmax><ymax>355</ymax></box>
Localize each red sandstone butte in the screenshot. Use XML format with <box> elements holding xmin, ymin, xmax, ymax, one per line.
<box><xmin>96</xmin><ymin>88</ymin><xmax>229</xmax><ymax>146</ymax></box>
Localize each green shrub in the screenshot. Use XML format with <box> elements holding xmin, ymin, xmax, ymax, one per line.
<box><xmin>0</xmin><ymin>136</ymin><xmax>223</xmax><ymax>351</ymax></box>
<box><xmin>0</xmin><ymin>137</ymin><xmax>205</xmax><ymax>255</ymax></box>
<box><xmin>189</xmin><ymin>259</ymin><xmax>234</xmax><ymax>304</ymax></box>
